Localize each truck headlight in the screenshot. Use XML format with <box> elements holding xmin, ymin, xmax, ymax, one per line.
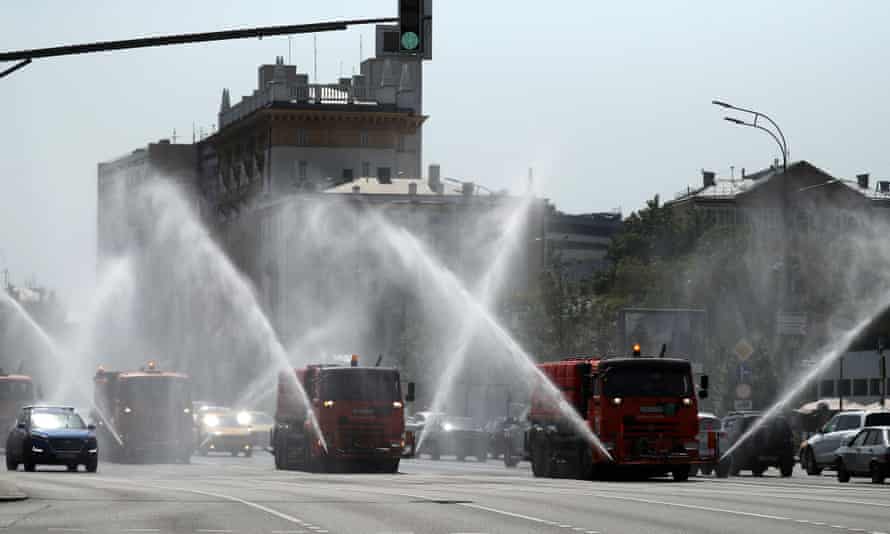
<box><xmin>612</xmin><ymin>397</ymin><xmax>623</xmax><ymax>406</ymax></box>
<box><xmin>236</xmin><ymin>411</ymin><xmax>252</xmax><ymax>425</ymax></box>
<box><xmin>323</xmin><ymin>400</ymin><xmax>335</xmax><ymax>408</ymax></box>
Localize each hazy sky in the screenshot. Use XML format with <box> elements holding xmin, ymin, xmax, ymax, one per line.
<box><xmin>2</xmin><ymin>1</ymin><xmax>890</xmax><ymax>311</ymax></box>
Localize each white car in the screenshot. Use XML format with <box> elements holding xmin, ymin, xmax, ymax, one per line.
<box><xmin>800</xmin><ymin>410</ymin><xmax>890</xmax><ymax>475</ymax></box>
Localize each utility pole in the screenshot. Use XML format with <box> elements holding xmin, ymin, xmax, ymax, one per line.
<box><xmin>839</xmin><ymin>356</ymin><xmax>844</xmax><ymax>412</ymax></box>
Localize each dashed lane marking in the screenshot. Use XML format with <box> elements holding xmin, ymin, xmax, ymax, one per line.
<box><xmin>587</xmin><ymin>493</ymin><xmax>792</xmax><ymax>522</ymax></box>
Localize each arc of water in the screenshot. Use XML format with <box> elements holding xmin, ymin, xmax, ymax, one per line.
<box><xmin>417</xmin><ymin>197</ymin><xmax>532</xmax><ymax>451</ymax></box>
<box><xmin>141</xmin><ymin>181</ymin><xmax>327</xmax><ymax>452</ymax></box>
<box><xmin>0</xmin><ymin>290</ymin><xmax>125</xmax><ymax>447</ymax></box>
<box><xmin>379</xmin><ymin>221</ymin><xmax>613</xmax><ymax>461</ymax></box>
<box><xmin>720</xmin><ymin>306</ymin><xmax>883</xmax><ymax>461</ymax></box>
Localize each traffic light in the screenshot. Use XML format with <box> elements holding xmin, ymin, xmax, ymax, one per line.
<box><xmin>399</xmin><ymin>0</ymin><xmax>423</xmax><ymax>52</ymax></box>
<box><xmin>632</xmin><ymin>343</ymin><xmax>641</xmax><ymax>357</ymax></box>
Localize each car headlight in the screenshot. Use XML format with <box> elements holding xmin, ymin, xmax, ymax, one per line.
<box><xmin>323</xmin><ymin>400</ymin><xmax>335</xmax><ymax>408</ymax></box>
<box><xmin>236</xmin><ymin>411</ymin><xmax>252</xmax><ymax>426</ymax></box>
<box><xmin>442</xmin><ymin>423</ymin><xmax>454</xmax><ymax>432</ymax></box>
<box><xmin>123</xmin><ymin>407</ymin><xmax>132</xmax><ymax>414</ymax></box>
<box><xmin>203</xmin><ymin>414</ymin><xmax>220</xmax><ymax>427</ymax></box>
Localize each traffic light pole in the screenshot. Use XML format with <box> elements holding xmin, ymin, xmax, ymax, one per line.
<box><xmin>0</xmin><ymin>17</ymin><xmax>397</xmax><ymax>77</ymax></box>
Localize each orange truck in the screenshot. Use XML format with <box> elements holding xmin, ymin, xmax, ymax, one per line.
<box><xmin>0</xmin><ymin>372</ymin><xmax>37</xmax><ymax>433</ymax></box>
<box><xmin>528</xmin><ymin>351</ymin><xmax>708</xmax><ymax>481</ymax></box>
<box><xmin>92</xmin><ymin>361</ymin><xmax>193</xmax><ymax>463</ymax></box>
<box><xmin>273</xmin><ymin>356</ymin><xmax>413</xmax><ymax>473</ymax></box>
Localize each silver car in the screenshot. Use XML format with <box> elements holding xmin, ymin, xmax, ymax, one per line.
<box><xmin>801</xmin><ymin>410</ymin><xmax>890</xmax><ymax>475</ymax></box>
<box><xmin>835</xmin><ymin>426</ymin><xmax>889</xmax><ymax>484</ymax></box>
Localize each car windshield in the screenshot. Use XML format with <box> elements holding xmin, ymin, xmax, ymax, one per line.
<box><xmin>603</xmin><ymin>366</ymin><xmax>692</xmax><ymax>397</ymax></box>
<box><xmin>31</xmin><ymin>410</ymin><xmax>86</xmax><ymax>430</ymax></box>
<box><xmin>320</xmin><ymin>370</ymin><xmax>400</xmax><ymax>402</ymax></box>
<box><xmin>0</xmin><ymin>381</ymin><xmax>33</xmax><ymax>401</ymax></box>
<box><xmin>864</xmin><ymin>413</ymin><xmax>890</xmax><ymax>426</ymax></box>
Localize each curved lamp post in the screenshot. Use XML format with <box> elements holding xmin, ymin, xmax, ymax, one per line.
<box><xmin>713</xmin><ymin>100</ymin><xmax>788</xmax><ymax>171</ymax></box>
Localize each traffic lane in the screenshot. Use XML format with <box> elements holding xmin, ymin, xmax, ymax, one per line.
<box><xmin>381</xmin><ymin>478</ymin><xmax>864</xmax><ymax>534</ymax></box>
<box><xmin>176</xmin><ymin>471</ymin><xmax>587</xmax><ymax>534</ymax></box>
<box><xmin>0</xmin><ymin>469</ymin><xmax>326</xmax><ymax>533</ymax></box>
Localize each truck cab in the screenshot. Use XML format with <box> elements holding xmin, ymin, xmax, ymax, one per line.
<box><xmin>273</xmin><ymin>359</ymin><xmax>411</xmax><ymax>473</ymax></box>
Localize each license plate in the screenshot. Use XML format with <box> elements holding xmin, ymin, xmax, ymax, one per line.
<box><xmin>640</xmin><ymin>406</ymin><xmax>664</xmax><ymax>414</ymax></box>
<box><xmin>55</xmin><ymin>452</ymin><xmax>78</xmax><ymax>459</ymax></box>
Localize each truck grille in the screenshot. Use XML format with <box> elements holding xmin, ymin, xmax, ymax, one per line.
<box><xmin>50</xmin><ymin>438</ymin><xmax>83</xmax><ymax>452</ymax></box>
<box><xmin>340</xmin><ymin>425</ymin><xmax>386</xmax><ymax>449</ymax></box>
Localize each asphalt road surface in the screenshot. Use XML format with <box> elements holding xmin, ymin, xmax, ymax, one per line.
<box><xmin>1</xmin><ymin>454</ymin><xmax>888</xmax><ymax>533</ymax></box>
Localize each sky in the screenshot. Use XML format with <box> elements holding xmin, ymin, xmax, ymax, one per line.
<box><xmin>2</xmin><ymin>1</ymin><xmax>890</xmax><ymax>311</ymax></box>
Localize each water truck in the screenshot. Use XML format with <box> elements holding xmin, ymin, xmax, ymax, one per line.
<box><xmin>272</xmin><ymin>355</ymin><xmax>414</xmax><ymax>473</ymax></box>
<box><xmin>0</xmin><ymin>371</ymin><xmax>37</xmax><ymax>435</ymax></box>
<box><xmin>92</xmin><ymin>360</ymin><xmax>193</xmax><ymax>463</ymax></box>
<box><xmin>527</xmin><ymin>345</ymin><xmax>708</xmax><ymax>481</ymax></box>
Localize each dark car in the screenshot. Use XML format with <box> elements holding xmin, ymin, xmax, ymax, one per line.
<box><xmin>716</xmin><ymin>411</ymin><xmax>794</xmax><ymax>477</ymax></box>
<box><xmin>416</xmin><ymin>415</ymin><xmax>488</xmax><ymax>462</ymax></box>
<box><xmin>835</xmin><ymin>426</ymin><xmax>889</xmax><ymax>484</ymax></box>
<box><xmin>5</xmin><ymin>405</ymin><xmax>98</xmax><ymax>472</ymax></box>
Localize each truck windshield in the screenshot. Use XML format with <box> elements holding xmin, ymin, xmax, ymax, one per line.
<box><xmin>603</xmin><ymin>366</ymin><xmax>692</xmax><ymax>397</ymax></box>
<box><xmin>0</xmin><ymin>381</ymin><xmax>33</xmax><ymax>401</ymax></box>
<box><xmin>321</xmin><ymin>371</ymin><xmax>400</xmax><ymax>402</ymax></box>
<box><xmin>122</xmin><ymin>377</ymin><xmax>190</xmax><ymax>408</ymax></box>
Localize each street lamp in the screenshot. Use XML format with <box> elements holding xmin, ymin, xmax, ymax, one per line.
<box><xmin>713</xmin><ymin>100</ymin><xmax>789</xmax><ymax>171</ymax></box>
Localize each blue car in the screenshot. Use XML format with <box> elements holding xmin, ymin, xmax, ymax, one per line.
<box><xmin>5</xmin><ymin>405</ymin><xmax>98</xmax><ymax>472</ymax></box>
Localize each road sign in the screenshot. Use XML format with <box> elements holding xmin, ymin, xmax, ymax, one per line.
<box><xmin>733</xmin><ymin>339</ymin><xmax>754</xmax><ymax>361</ymax></box>
<box><xmin>777</xmin><ymin>312</ymin><xmax>807</xmax><ymax>336</ymax></box>
<box><xmin>734</xmin><ymin>399</ymin><xmax>753</xmax><ymax>411</ymax></box>
<box><xmin>735</xmin><ymin>383</ymin><xmax>752</xmax><ymax>400</ymax></box>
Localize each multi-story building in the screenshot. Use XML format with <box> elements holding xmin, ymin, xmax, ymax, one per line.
<box><xmin>667</xmin><ymin>160</ymin><xmax>890</xmax><ymax>409</ymax></box>
<box><xmin>97</xmin><ymin>140</ymin><xmax>197</xmax><ymax>262</ymax></box>
<box><xmin>545</xmin><ymin>210</ymin><xmax>622</xmax><ymax>280</ymax></box>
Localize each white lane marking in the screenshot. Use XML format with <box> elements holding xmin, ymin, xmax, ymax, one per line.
<box><xmin>195</xmin><ymin>531</ymin><xmax>233</xmax><ymax>533</ymax></box>
<box><xmin>457</xmin><ymin>503</ymin><xmax>558</xmax><ymax>526</ymax></box>
<box><xmin>47</xmin><ymin>530</ymin><xmax>87</xmax><ymax>532</ymax></box>
<box><xmin>124</xmin><ymin>530</ymin><xmax>161</xmax><ymax>533</ymax></box>
<box><xmin>587</xmin><ymin>493</ymin><xmax>791</xmax><ymax>522</ymax></box>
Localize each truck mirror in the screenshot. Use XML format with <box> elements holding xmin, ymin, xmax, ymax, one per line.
<box><xmin>700</xmin><ymin>375</ymin><xmax>709</xmax><ymax>390</ymax></box>
<box><xmin>406</xmin><ymin>382</ymin><xmax>416</xmax><ymax>403</ymax></box>
<box><xmin>16</xmin><ymin>422</ymin><xmax>25</xmax><ymax>430</ymax></box>
<box><xmin>698</xmin><ymin>389</ymin><xmax>708</xmax><ymax>399</ymax></box>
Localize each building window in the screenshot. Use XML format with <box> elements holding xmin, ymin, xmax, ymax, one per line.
<box><xmin>298</xmin><ymin>160</ymin><xmax>308</xmax><ymax>183</ymax></box>
<box><xmin>342</xmin><ymin>168</ymin><xmax>354</xmax><ymax>182</ymax></box>
<box><xmin>853</xmin><ymin>378</ymin><xmax>868</xmax><ymax>396</ymax></box>
<box><xmin>361</xmin><ymin>161</ymin><xmax>370</xmax><ymax>177</ymax></box>
<box><xmin>838</xmin><ymin>379</ymin><xmax>851</xmax><ymax>397</ymax></box>
<box><xmin>360</xmin><ymin>131</ymin><xmax>369</xmax><ymax>147</ymax></box>
<box><xmin>870</xmin><ymin>378</ymin><xmax>883</xmax><ymax>396</ymax></box>
<box><xmin>820</xmin><ymin>379</ymin><xmax>835</xmax><ymax>397</ymax></box>
<box><xmin>377</xmin><ymin>167</ymin><xmax>392</xmax><ymax>184</ymax></box>
<box><xmin>296</xmin><ymin>129</ymin><xmax>308</xmax><ymax>146</ymax></box>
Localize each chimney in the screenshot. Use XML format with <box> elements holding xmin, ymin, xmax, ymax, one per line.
<box><xmin>462</xmin><ymin>182</ymin><xmax>475</xmax><ymax>196</ymax></box>
<box><xmin>428</xmin><ymin>164</ymin><xmax>441</xmax><ymax>193</ymax></box>
<box><xmin>408</xmin><ymin>182</ymin><xmax>418</xmax><ymax>196</ymax></box>
<box><xmin>702</xmin><ymin>170</ymin><xmax>716</xmax><ymax>188</ymax></box>
<box><xmin>857</xmin><ymin>173</ymin><xmax>870</xmax><ymax>189</ymax></box>
<box><xmin>741</xmin><ymin>167</ymin><xmax>746</xmax><ymax>179</ymax></box>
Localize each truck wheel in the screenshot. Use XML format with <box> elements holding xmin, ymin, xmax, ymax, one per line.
<box><xmin>700</xmin><ymin>466</ymin><xmax>713</xmax><ymax>476</ymax></box>
<box><xmin>780</xmin><ymin>457</ymin><xmax>794</xmax><ymax>477</ymax></box>
<box><xmin>5</xmin><ymin>454</ymin><xmax>17</xmax><ymax>471</ymax></box>
<box><xmin>752</xmin><ymin>464</ymin><xmax>766</xmax><ymax>477</ymax></box>
<box><xmin>803</xmin><ymin>448</ymin><xmax>822</xmax><ymax>476</ymax></box>
<box><xmin>85</xmin><ymin>457</ymin><xmax>98</xmax><ymax>473</ymax></box>
<box><xmin>672</xmin><ymin>465</ymin><xmax>690</xmax><ymax>482</ymax></box>
<box><xmin>532</xmin><ymin>439</ymin><xmax>551</xmax><ymax>478</ymax></box>
<box><xmin>385</xmin><ymin>458</ymin><xmax>400</xmax><ymax>473</ymax></box>
<box><xmin>715</xmin><ymin>457</ymin><xmax>731</xmax><ymax>478</ymax></box>
<box><xmin>24</xmin><ymin>462</ymin><xmax>36</xmax><ymax>472</ymax></box>
<box><xmin>67</xmin><ymin>464</ymin><xmax>78</xmax><ymax>472</ymax></box>
<box><xmin>871</xmin><ymin>462</ymin><xmax>886</xmax><ymax>484</ymax></box>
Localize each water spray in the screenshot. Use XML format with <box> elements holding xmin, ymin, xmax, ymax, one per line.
<box><xmin>379</xmin><ymin>221</ymin><xmax>613</xmax><ymax>461</ymax></box>
<box><xmin>720</xmin><ymin>307</ymin><xmax>883</xmax><ymax>462</ymax></box>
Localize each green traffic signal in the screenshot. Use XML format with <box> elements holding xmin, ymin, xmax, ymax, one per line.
<box><xmin>401</xmin><ymin>31</ymin><xmax>420</xmax><ymax>51</ymax></box>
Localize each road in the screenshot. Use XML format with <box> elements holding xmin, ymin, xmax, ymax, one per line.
<box><xmin>0</xmin><ymin>454</ymin><xmax>888</xmax><ymax>533</ymax></box>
